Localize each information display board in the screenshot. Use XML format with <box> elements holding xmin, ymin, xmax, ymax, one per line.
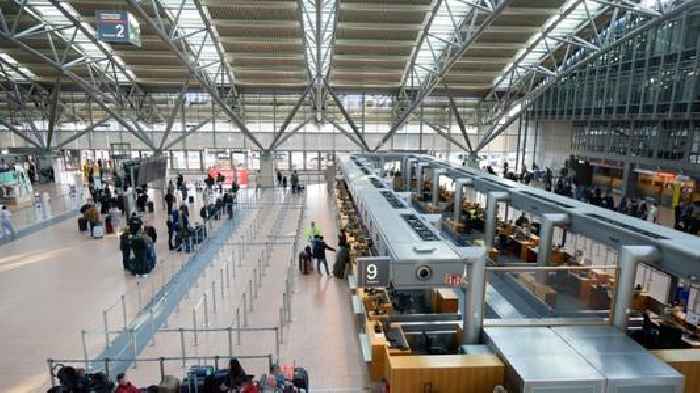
<box><xmin>356</xmin><ymin>257</ymin><xmax>391</xmax><ymax>288</ymax></box>
<box><xmin>96</xmin><ymin>10</ymin><xmax>141</xmax><ymax>47</ymax></box>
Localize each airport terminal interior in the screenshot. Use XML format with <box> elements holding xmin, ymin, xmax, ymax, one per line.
<box><xmin>2</xmin><ymin>0</ymin><xmax>700</xmax><ymax>392</ymax></box>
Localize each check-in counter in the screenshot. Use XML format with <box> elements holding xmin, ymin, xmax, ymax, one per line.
<box><xmin>653</xmin><ymin>349</ymin><xmax>700</xmax><ymax>393</ymax></box>
<box><xmin>383</xmin><ymin>348</ymin><xmax>505</xmax><ymax>393</ymax></box>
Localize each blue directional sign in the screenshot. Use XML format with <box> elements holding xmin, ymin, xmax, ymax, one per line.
<box><xmin>96</xmin><ymin>11</ymin><xmax>141</xmax><ymax>47</ymax></box>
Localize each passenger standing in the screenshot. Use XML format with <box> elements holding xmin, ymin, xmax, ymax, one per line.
<box><xmin>338</xmin><ymin>229</ymin><xmax>348</xmax><ymax>248</ymax></box>
<box><xmin>164</xmin><ymin>191</ymin><xmax>175</xmax><ymax>215</ymax></box>
<box><xmin>282</xmin><ymin>175</ymin><xmax>288</xmax><ymax>189</ymax></box>
<box><xmin>0</xmin><ymin>205</ymin><xmax>15</xmax><ymax>241</ymax></box>
<box><xmin>312</xmin><ymin>235</ymin><xmax>335</xmax><ymax>276</ymax></box>
<box><xmin>176</xmin><ymin>173</ymin><xmax>184</xmax><ymax>190</ymax></box>
<box><xmin>291</xmin><ymin>170</ymin><xmax>300</xmax><ymax>193</ymax></box>
<box><xmin>128</xmin><ymin>212</ymin><xmax>143</xmax><ymax>234</ymax></box>
<box><xmin>276</xmin><ymin>170</ymin><xmax>283</xmax><ymax>187</ymax></box>
<box><xmin>224</xmin><ymin>192</ymin><xmax>234</xmax><ymax>220</ymax></box>
<box><xmin>167</xmin><ymin>179</ymin><xmax>175</xmax><ymax>197</ymax></box>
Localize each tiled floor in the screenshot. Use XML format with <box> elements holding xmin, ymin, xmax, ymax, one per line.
<box><xmin>0</xmin><ymin>183</ymin><xmax>219</xmax><ymax>393</ymax></box>
<box><xmin>0</xmin><ymin>182</ymin><xmax>369</xmax><ymax>392</ymax></box>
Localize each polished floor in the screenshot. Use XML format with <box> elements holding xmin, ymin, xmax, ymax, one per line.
<box><xmin>0</xmin><ymin>182</ymin><xmax>369</xmax><ymax>393</ymax></box>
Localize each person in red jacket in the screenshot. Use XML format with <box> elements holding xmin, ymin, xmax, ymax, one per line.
<box><xmin>115</xmin><ymin>373</ymin><xmax>139</xmax><ymax>393</ymax></box>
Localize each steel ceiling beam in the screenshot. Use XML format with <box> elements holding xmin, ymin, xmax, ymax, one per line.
<box><xmin>395</xmin><ymin>0</ymin><xmax>443</xmax><ymax>115</ymax></box>
<box><xmin>448</xmin><ymin>96</ymin><xmax>473</xmax><ymax>152</ymax></box>
<box><xmin>325</xmin><ymin>80</ymin><xmax>369</xmax><ymax>151</ymax></box>
<box><xmin>46</xmin><ymin>1</ymin><xmax>164</xmax><ymax>131</ymax></box>
<box><xmin>375</xmin><ymin>0</ymin><xmax>514</xmax><ymax>151</ymax></box>
<box><xmin>476</xmin><ymin>0</ymin><xmax>698</xmax><ymax>151</ymax></box>
<box><xmin>54</xmin><ymin>116</ymin><xmax>113</xmax><ymax>149</ymax></box>
<box><xmin>325</xmin><ymin>117</ymin><xmax>367</xmax><ymax>151</ymax></box>
<box><xmin>0</xmin><ymin>118</ymin><xmax>42</xmax><ymax>149</ymax></box>
<box><xmin>269</xmin><ymin>85</ymin><xmax>312</xmax><ymax>150</ymax></box>
<box><xmin>272</xmin><ymin>119</ymin><xmax>312</xmax><ymax>150</ymax></box>
<box><xmin>46</xmin><ymin>75</ymin><xmax>62</xmax><ymax>149</ymax></box>
<box><xmin>191</xmin><ymin>0</ymin><xmax>238</xmax><ymax>98</ymax></box>
<box><xmin>125</xmin><ymin>0</ymin><xmax>264</xmax><ymax>150</ymax></box>
<box><xmin>422</xmin><ymin>119</ymin><xmax>470</xmax><ymax>152</ymax></box>
<box><xmin>0</xmin><ymin>19</ymin><xmax>158</xmax><ymax>150</ymax></box>
<box><xmin>160</xmin><ymin>79</ymin><xmax>191</xmax><ymax>151</ymax></box>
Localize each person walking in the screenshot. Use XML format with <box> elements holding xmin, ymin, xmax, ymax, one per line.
<box><xmin>167</xmin><ymin>179</ymin><xmax>175</xmax><ymax>197</ymax></box>
<box><xmin>164</xmin><ymin>191</ymin><xmax>175</xmax><ymax>214</ymax></box>
<box><xmin>0</xmin><ymin>205</ymin><xmax>16</xmax><ymax>241</ymax></box>
<box><xmin>282</xmin><ymin>175</ymin><xmax>288</xmax><ymax>189</ymax></box>
<box><xmin>224</xmin><ymin>192</ymin><xmax>234</xmax><ymax>220</ymax></box>
<box><xmin>291</xmin><ymin>170</ymin><xmax>300</xmax><ymax>193</ymax></box>
<box><xmin>312</xmin><ymin>235</ymin><xmax>335</xmax><ymax>276</ymax></box>
<box><xmin>276</xmin><ymin>170</ymin><xmax>283</xmax><ymax>187</ymax></box>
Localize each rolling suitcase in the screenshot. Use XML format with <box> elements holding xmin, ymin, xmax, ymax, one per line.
<box><xmin>105</xmin><ymin>215</ymin><xmax>114</xmax><ymax>234</ymax></box>
<box><xmin>78</xmin><ymin>217</ymin><xmax>88</xmax><ymax>232</ymax></box>
<box><xmin>92</xmin><ymin>224</ymin><xmax>104</xmax><ymax>239</ymax></box>
<box><xmin>293</xmin><ymin>368</ymin><xmax>309</xmax><ymax>391</ymax></box>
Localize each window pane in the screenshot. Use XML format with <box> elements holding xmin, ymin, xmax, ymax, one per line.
<box><xmin>306</xmin><ymin>151</ymin><xmax>319</xmax><ymax>170</ymax></box>
<box><xmin>172</xmin><ymin>151</ymin><xmax>186</xmax><ymax>169</ymax></box>
<box><xmin>291</xmin><ymin>151</ymin><xmax>304</xmax><ymax>170</ymax></box>
<box><xmin>187</xmin><ymin>150</ymin><xmax>201</xmax><ymax>169</ymax></box>
<box><xmin>275</xmin><ymin>151</ymin><xmax>289</xmax><ymax>170</ymax></box>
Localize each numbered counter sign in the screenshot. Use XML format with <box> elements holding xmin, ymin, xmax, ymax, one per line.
<box><xmin>357</xmin><ymin>257</ymin><xmax>391</xmax><ymax>288</ymax></box>
<box><xmin>96</xmin><ymin>11</ymin><xmax>141</xmax><ymax>47</ymax></box>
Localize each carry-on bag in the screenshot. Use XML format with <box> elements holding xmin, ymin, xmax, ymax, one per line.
<box><xmin>78</xmin><ymin>217</ymin><xmax>88</xmax><ymax>232</ymax></box>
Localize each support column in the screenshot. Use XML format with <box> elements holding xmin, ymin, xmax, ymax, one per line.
<box><xmin>621</xmin><ymin>161</ymin><xmax>637</xmax><ymax>198</ymax></box>
<box><xmin>537</xmin><ymin>214</ymin><xmax>570</xmax><ymax>267</ymax></box>
<box><xmin>484</xmin><ymin>192</ymin><xmax>510</xmax><ymax>248</ymax></box>
<box><xmin>453</xmin><ymin>179</ymin><xmax>472</xmax><ymax>224</ymax></box>
<box><xmin>432</xmin><ymin>168</ymin><xmax>446</xmax><ymax>206</ymax></box>
<box><xmin>258</xmin><ymin>150</ymin><xmax>275</xmax><ymax>187</ymax></box>
<box><xmin>416</xmin><ymin>162</ymin><xmax>429</xmax><ymax>197</ymax></box>
<box><xmin>463</xmin><ymin>248</ymin><xmax>487</xmax><ymax>345</ymax></box>
<box><xmin>404</xmin><ymin>158</ymin><xmax>417</xmax><ymax>192</ymax></box>
<box><xmin>613</xmin><ymin>246</ymin><xmax>658</xmax><ymax>330</ymax></box>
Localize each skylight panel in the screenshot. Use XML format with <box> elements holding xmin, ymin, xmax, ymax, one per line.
<box><xmin>159</xmin><ymin>0</ymin><xmax>226</xmax><ymax>83</ymax></box>
<box><xmin>411</xmin><ymin>1</ymin><xmax>475</xmax><ymax>88</ymax></box>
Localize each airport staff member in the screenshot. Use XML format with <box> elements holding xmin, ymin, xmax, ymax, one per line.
<box><xmin>304</xmin><ymin>221</ymin><xmax>322</xmax><ymax>242</ymax></box>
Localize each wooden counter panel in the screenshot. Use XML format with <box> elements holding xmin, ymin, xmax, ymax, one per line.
<box><xmin>389</xmin><ymin>355</ymin><xmax>504</xmax><ymax>393</ymax></box>
<box><xmin>653</xmin><ymin>349</ymin><xmax>700</xmax><ymax>393</ymax></box>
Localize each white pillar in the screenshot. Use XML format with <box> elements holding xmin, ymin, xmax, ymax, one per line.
<box><xmin>613</xmin><ymin>246</ymin><xmax>658</xmax><ymax>330</ymax></box>
<box><xmin>453</xmin><ymin>178</ymin><xmax>472</xmax><ymax>224</ymax></box>
<box><xmin>464</xmin><ymin>248</ymin><xmax>487</xmax><ymax>344</ymax></box>
<box><xmin>432</xmin><ymin>168</ymin><xmax>446</xmax><ymax>206</ymax></box>
<box><xmin>484</xmin><ymin>192</ymin><xmax>510</xmax><ymax>248</ymax></box>
<box><xmin>259</xmin><ymin>150</ymin><xmax>274</xmax><ymax>187</ymax></box>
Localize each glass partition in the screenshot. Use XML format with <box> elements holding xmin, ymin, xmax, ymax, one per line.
<box><xmin>484</xmin><ymin>265</ymin><xmax>617</xmax><ymax>322</ymax></box>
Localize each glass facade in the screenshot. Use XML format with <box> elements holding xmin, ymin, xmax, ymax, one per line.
<box><xmin>531</xmin><ymin>11</ymin><xmax>700</xmax><ymax>120</ymax></box>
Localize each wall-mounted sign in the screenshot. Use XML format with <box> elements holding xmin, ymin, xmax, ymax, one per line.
<box><xmin>357</xmin><ymin>257</ymin><xmax>391</xmax><ymax>288</ymax></box>
<box><xmin>96</xmin><ymin>11</ymin><xmax>141</xmax><ymax>47</ymax></box>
